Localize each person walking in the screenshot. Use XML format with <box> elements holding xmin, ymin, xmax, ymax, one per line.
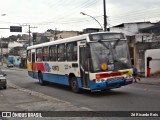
<box><xmin>132</xmin><ymin>66</ymin><xmax>140</xmax><ymax>82</ymax></box>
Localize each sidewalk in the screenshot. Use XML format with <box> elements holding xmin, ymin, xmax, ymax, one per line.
<box><xmin>0</xmin><ymin>81</ymin><xmax>96</xmax><ymax>120</ymax></box>
<box><xmin>0</xmin><ymin>65</ymin><xmax>159</xmax><ymax>119</ymax></box>
<box><xmin>136</xmin><ymin>75</ymin><xmax>160</xmax><ymax>86</ymax></box>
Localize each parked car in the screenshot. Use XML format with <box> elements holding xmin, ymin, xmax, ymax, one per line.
<box><xmin>0</xmin><ymin>71</ymin><xmax>7</xmax><ymax>89</ymax></box>
<box><xmin>7</xmin><ymin>62</ymin><xmax>14</xmax><ymax>68</ymax></box>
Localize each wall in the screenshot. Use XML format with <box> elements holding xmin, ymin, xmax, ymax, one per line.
<box><xmin>145</xmin><ymin>49</ymin><xmax>160</xmax><ymax>77</ymax></box>
<box><xmin>51</xmin><ymin>31</ymin><xmax>80</xmax><ymax>41</ymax></box>
<box><xmin>135</xmin><ymin>34</ymin><xmax>153</xmax><ymax>42</ymax></box>
<box><xmin>0</xmin><ymin>48</ymin><xmax>8</xmax><ymax>54</ymax></box>
<box><xmin>8</xmin><ymin>41</ymin><xmax>23</xmax><ymax>52</ymax></box>
<box><xmin>136</xmin><ymin>42</ymin><xmax>160</xmax><ymax>74</ymax></box>
<box><xmin>110</xmin><ymin>22</ymin><xmax>153</xmax><ymax>36</ymax></box>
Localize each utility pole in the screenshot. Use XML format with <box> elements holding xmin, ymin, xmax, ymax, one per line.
<box><xmin>29</xmin><ymin>25</ymin><xmax>31</xmax><ymax>46</ymax></box>
<box><xmin>103</xmin><ymin>0</ymin><xmax>107</xmax><ymax>31</ymax></box>
<box><xmin>21</xmin><ymin>24</ymin><xmax>37</xmax><ymax>46</ymax></box>
<box><xmin>0</xmin><ymin>36</ymin><xmax>3</xmax><ymax>66</ymax></box>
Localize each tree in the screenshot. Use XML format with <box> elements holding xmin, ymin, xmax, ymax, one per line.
<box><xmin>7</xmin><ymin>34</ymin><xmax>22</xmax><ymax>42</ymax></box>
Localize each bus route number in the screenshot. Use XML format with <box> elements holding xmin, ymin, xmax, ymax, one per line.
<box><xmin>52</xmin><ymin>66</ymin><xmax>59</xmax><ymax>71</ymax></box>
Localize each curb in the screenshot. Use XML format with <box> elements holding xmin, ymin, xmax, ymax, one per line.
<box><xmin>136</xmin><ymin>82</ymin><xmax>160</xmax><ymax>86</ymax></box>
<box><xmin>2</xmin><ymin>66</ymin><xmax>25</xmax><ymax>71</ymax></box>
<box><xmin>7</xmin><ymin>81</ymin><xmax>92</xmax><ymax>111</ymax></box>
<box><xmin>7</xmin><ymin>81</ymin><xmax>71</xmax><ymax>104</ymax></box>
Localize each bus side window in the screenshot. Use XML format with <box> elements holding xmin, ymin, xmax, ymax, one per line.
<box><xmin>73</xmin><ymin>42</ymin><xmax>77</xmax><ymax>61</ymax></box>
<box><xmin>49</xmin><ymin>46</ymin><xmax>53</xmax><ymax>61</ymax></box>
<box><xmin>49</xmin><ymin>46</ymin><xmax>57</xmax><ymax>61</ymax></box>
<box><xmin>57</xmin><ymin>44</ymin><xmax>65</xmax><ymax>61</ymax></box>
<box><xmin>36</xmin><ymin>48</ymin><xmax>43</xmax><ymax>62</ymax></box>
<box><xmin>27</xmin><ymin>50</ymin><xmax>31</xmax><ymax>62</ymax></box>
<box><xmin>66</xmin><ymin>42</ymin><xmax>77</xmax><ymax>61</ymax></box>
<box><xmin>43</xmin><ymin>47</ymin><xmax>49</xmax><ymax>61</ymax></box>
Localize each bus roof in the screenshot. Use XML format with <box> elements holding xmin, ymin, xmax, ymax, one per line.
<box><xmin>27</xmin><ymin>31</ymin><xmax>123</xmax><ymax>50</ymax></box>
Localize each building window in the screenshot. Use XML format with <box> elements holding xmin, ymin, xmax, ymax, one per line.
<box><xmin>66</xmin><ymin>42</ymin><xmax>77</xmax><ymax>61</ymax></box>
<box><xmin>57</xmin><ymin>44</ymin><xmax>65</xmax><ymax>61</ymax></box>
<box><xmin>49</xmin><ymin>46</ymin><xmax>57</xmax><ymax>61</ymax></box>
<box><xmin>36</xmin><ymin>48</ymin><xmax>43</xmax><ymax>62</ymax></box>
<box><xmin>43</xmin><ymin>47</ymin><xmax>49</xmax><ymax>61</ymax></box>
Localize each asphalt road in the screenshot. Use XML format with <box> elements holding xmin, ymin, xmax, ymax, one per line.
<box><xmin>3</xmin><ymin>67</ymin><xmax>160</xmax><ymax>112</ymax></box>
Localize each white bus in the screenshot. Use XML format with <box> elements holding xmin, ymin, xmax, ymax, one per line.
<box><xmin>27</xmin><ymin>32</ymin><xmax>133</xmax><ymax>92</ymax></box>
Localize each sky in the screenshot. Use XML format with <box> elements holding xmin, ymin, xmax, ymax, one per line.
<box><xmin>0</xmin><ymin>0</ymin><xmax>160</xmax><ymax>37</ymax></box>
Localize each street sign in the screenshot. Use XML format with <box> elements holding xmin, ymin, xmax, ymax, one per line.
<box><xmin>10</xmin><ymin>26</ymin><xmax>22</xmax><ymax>32</ymax></box>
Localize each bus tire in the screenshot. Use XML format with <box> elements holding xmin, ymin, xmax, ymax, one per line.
<box><xmin>38</xmin><ymin>73</ymin><xmax>45</xmax><ymax>85</ymax></box>
<box><xmin>3</xmin><ymin>86</ymin><xmax>7</xmax><ymax>89</ymax></box>
<box><xmin>70</xmin><ymin>76</ymin><xmax>80</xmax><ymax>93</ymax></box>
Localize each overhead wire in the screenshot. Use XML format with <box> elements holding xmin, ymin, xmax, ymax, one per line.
<box><xmin>2</xmin><ymin>1</ymin><xmax>160</xmax><ymax>32</ymax></box>
<box><xmin>39</xmin><ymin>0</ymin><xmax>101</xmax><ymax>23</ymax></box>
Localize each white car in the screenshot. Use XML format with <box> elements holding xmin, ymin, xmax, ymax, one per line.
<box><xmin>7</xmin><ymin>62</ymin><xmax>14</xmax><ymax>68</ymax></box>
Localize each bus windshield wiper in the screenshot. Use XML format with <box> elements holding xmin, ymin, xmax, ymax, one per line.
<box><xmin>113</xmin><ymin>39</ymin><xmax>120</xmax><ymax>48</ymax></box>
<box><xmin>97</xmin><ymin>40</ymin><xmax>109</xmax><ymax>49</ymax></box>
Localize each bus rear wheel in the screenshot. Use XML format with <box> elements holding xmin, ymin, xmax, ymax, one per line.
<box><xmin>38</xmin><ymin>73</ymin><xmax>46</xmax><ymax>85</ymax></box>
<box><xmin>70</xmin><ymin>76</ymin><xmax>80</xmax><ymax>93</ymax></box>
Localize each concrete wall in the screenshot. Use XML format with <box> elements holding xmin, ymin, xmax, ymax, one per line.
<box><xmin>50</xmin><ymin>31</ymin><xmax>80</xmax><ymax>41</ymax></box>
<box><xmin>0</xmin><ymin>48</ymin><xmax>8</xmax><ymax>54</ymax></box>
<box><xmin>136</xmin><ymin>42</ymin><xmax>160</xmax><ymax>73</ymax></box>
<box><xmin>8</xmin><ymin>41</ymin><xmax>23</xmax><ymax>52</ymax></box>
<box><xmin>135</xmin><ymin>34</ymin><xmax>153</xmax><ymax>42</ymax></box>
<box><xmin>145</xmin><ymin>49</ymin><xmax>160</xmax><ymax>77</ymax></box>
<box><xmin>110</xmin><ymin>22</ymin><xmax>153</xmax><ymax>36</ymax></box>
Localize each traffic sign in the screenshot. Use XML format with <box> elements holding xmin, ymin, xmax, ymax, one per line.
<box><xmin>10</xmin><ymin>26</ymin><xmax>22</xmax><ymax>32</ymax></box>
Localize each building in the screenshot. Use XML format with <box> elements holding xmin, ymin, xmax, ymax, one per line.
<box><xmin>110</xmin><ymin>22</ymin><xmax>154</xmax><ymax>36</ymax></box>
<box><xmin>83</xmin><ymin>28</ymin><xmax>103</xmax><ymax>34</ymax></box>
<box><xmin>139</xmin><ymin>22</ymin><xmax>160</xmax><ymax>42</ymax></box>
<box><xmin>50</xmin><ymin>31</ymin><xmax>81</xmax><ymax>41</ymax></box>
<box><xmin>8</xmin><ymin>41</ymin><xmax>24</xmax><ymax>53</ymax></box>
<box><xmin>110</xmin><ymin>22</ymin><xmax>160</xmax><ymax>76</ymax></box>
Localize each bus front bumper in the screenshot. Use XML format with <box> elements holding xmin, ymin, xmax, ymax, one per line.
<box><xmin>89</xmin><ymin>78</ymin><xmax>133</xmax><ymax>90</ymax></box>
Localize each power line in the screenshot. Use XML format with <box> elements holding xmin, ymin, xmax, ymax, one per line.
<box><xmin>41</xmin><ymin>0</ymin><xmax>100</xmax><ymax>23</ymax></box>
<box><xmin>20</xmin><ymin>24</ymin><xmax>37</xmax><ymax>46</ymax></box>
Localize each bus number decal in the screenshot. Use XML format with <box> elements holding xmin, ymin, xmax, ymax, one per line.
<box><xmin>52</xmin><ymin>66</ymin><xmax>59</xmax><ymax>71</ymax></box>
<box><xmin>65</xmin><ymin>65</ymin><xmax>68</xmax><ymax>70</ymax></box>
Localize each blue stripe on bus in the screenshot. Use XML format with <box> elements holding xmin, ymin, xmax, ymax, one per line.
<box><xmin>28</xmin><ymin>71</ymin><xmax>132</xmax><ymax>90</ymax></box>
<box><xmin>89</xmin><ymin>79</ymin><xmax>132</xmax><ymax>90</ymax></box>
<box><xmin>28</xmin><ymin>71</ymin><xmax>83</xmax><ymax>88</ymax></box>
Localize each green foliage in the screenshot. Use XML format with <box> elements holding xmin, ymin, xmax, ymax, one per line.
<box><xmin>7</xmin><ymin>34</ymin><xmax>22</xmax><ymax>42</ymax></box>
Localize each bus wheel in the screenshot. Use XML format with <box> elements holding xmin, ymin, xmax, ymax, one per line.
<box><xmin>38</xmin><ymin>73</ymin><xmax>45</xmax><ymax>85</ymax></box>
<box><xmin>3</xmin><ymin>86</ymin><xmax>7</xmax><ymax>89</ymax></box>
<box><xmin>70</xmin><ymin>76</ymin><xmax>80</xmax><ymax>93</ymax></box>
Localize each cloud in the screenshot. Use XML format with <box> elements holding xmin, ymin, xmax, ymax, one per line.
<box><xmin>0</xmin><ymin>0</ymin><xmax>160</xmax><ymax>37</ymax></box>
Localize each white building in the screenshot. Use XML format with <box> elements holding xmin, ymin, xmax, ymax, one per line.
<box><xmin>8</xmin><ymin>41</ymin><xmax>24</xmax><ymax>53</ymax></box>
<box><xmin>50</xmin><ymin>31</ymin><xmax>81</xmax><ymax>41</ymax></box>
<box><xmin>110</xmin><ymin>22</ymin><xmax>160</xmax><ymax>76</ymax></box>
<box><xmin>110</xmin><ymin>22</ymin><xmax>154</xmax><ymax>36</ymax></box>
<box><xmin>145</xmin><ymin>49</ymin><xmax>160</xmax><ymax>77</ymax></box>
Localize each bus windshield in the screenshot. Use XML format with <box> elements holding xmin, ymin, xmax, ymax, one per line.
<box><xmin>89</xmin><ymin>40</ymin><xmax>132</xmax><ymax>73</ymax></box>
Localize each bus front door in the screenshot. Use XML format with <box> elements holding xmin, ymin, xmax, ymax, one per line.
<box><xmin>31</xmin><ymin>53</ymin><xmax>36</xmax><ymax>78</ymax></box>
<box><xmin>79</xmin><ymin>46</ymin><xmax>90</xmax><ymax>88</ymax></box>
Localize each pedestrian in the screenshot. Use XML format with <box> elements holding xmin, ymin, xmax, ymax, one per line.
<box><xmin>132</xmin><ymin>66</ymin><xmax>140</xmax><ymax>82</ymax></box>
